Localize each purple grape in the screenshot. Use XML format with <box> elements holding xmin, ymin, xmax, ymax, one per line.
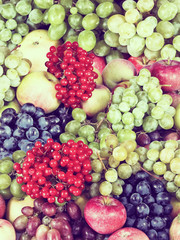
<box><xmin>26</xmin><ymin>216</ymin><xmax>41</xmax><ymax>237</ymax></box>
<box><xmin>136</xmin><ymin>132</ymin><xmax>151</xmax><ymax>146</ymax></box>
<box><xmin>47</xmin><ymin>229</ymin><xmax>62</xmax><ymax>240</ymax></box>
<box><xmin>19</xmin><ymin>232</ymin><xmax>31</xmax><ymax>240</ymax></box>
<box><xmin>66</xmin><ymin>201</ymin><xmax>81</xmax><ymax>220</ymax></box>
<box><xmin>72</xmin><ymin>218</ymin><xmax>84</xmax><ymax>236</ymax></box>
<box><xmin>42</xmin><ymin>202</ymin><xmax>57</xmax><ymax>217</ymax></box>
<box><xmin>21</xmin><ymin>206</ymin><xmax>34</xmax><ymax>216</ymax></box>
<box><xmin>82</xmin><ymin>224</ymin><xmax>96</xmax><ymax>240</ymax></box>
<box><xmin>13</xmin><ymin>215</ymin><xmax>28</xmax><ymax>232</ymax></box>
<box><xmin>34</xmin><ymin>197</ymin><xmax>46</xmax><ymax>212</ymax></box>
<box><xmin>55</xmin><ymin>212</ymin><xmax>71</xmax><ymax>222</ymax></box>
<box><xmin>50</xmin><ymin>218</ymin><xmax>72</xmax><ymax>238</ymax></box>
<box><xmin>148</xmin><ymin>131</ymin><xmax>161</xmax><ymax>141</ymax></box>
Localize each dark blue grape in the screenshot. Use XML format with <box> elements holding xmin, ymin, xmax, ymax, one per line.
<box><xmin>16</xmin><ymin>113</ymin><xmax>34</xmax><ymax>129</ymax></box>
<box><xmin>134</xmin><ymin>171</ymin><xmax>150</xmax><ymax>182</ymax></box>
<box><xmin>49</xmin><ymin>124</ymin><xmax>62</xmax><ymax>138</ymax></box>
<box><xmin>13</xmin><ymin>128</ymin><xmax>25</xmax><ymax>139</ymax></box>
<box><xmin>147</xmin><ymin>229</ymin><xmax>158</xmax><ymax>240</ymax></box>
<box><xmin>163</xmin><ymin>215</ymin><xmax>172</xmax><ymax>228</ymax></box>
<box><xmin>119</xmin><ymin>196</ymin><xmax>128</xmax><ymax>206</ymax></box>
<box><xmin>123</xmin><ymin>184</ymin><xmax>133</xmax><ymax>197</ymax></box>
<box><xmin>164</xmin><ymin>204</ymin><xmax>173</xmax><ymax>215</ymax></box>
<box><xmin>37</xmin><ymin>117</ymin><xmax>50</xmax><ymax>130</ymax></box>
<box><xmin>136</xmin><ymin>180</ymin><xmax>151</xmax><ymax>196</ymax></box>
<box><xmin>130</xmin><ymin>193</ymin><xmax>143</xmax><ymax>205</ymax></box>
<box><xmin>41</xmin><ymin>131</ymin><xmax>52</xmax><ymax>142</ymax></box>
<box><xmin>0</xmin><ymin>113</ymin><xmax>16</xmax><ymax>126</ymax></box>
<box><xmin>3</xmin><ymin>137</ymin><xmax>18</xmax><ymax>151</ymax></box>
<box><xmin>150</xmin><ymin>203</ymin><xmax>164</xmax><ymax>216</ymax></box>
<box><xmin>135</xmin><ymin>218</ymin><xmax>150</xmax><ymax>232</ymax></box>
<box><xmin>136</xmin><ymin>203</ymin><xmax>150</xmax><ymax>218</ymax></box>
<box><xmin>143</xmin><ymin>195</ymin><xmax>155</xmax><ymax>205</ymax></box>
<box><xmin>150</xmin><ymin>217</ymin><xmax>166</xmax><ymax>230</ymax></box>
<box><xmin>0</xmin><ymin>147</ymin><xmax>10</xmax><ymax>159</ymax></box>
<box><xmin>124</xmin><ymin>203</ymin><xmax>136</xmax><ymax>217</ymax></box>
<box><xmin>21</xmin><ymin>103</ymin><xmax>36</xmax><ymax>116</ymax></box>
<box><xmin>151</xmin><ymin>179</ymin><xmax>165</xmax><ymax>194</ymax></box>
<box><xmin>157</xmin><ymin>231</ymin><xmax>169</xmax><ymax>240</ymax></box>
<box><xmin>1</xmin><ymin>108</ymin><xmax>16</xmax><ymax>116</ymax></box>
<box><xmin>26</xmin><ymin>127</ymin><xmax>39</xmax><ymax>141</ymax></box>
<box><xmin>0</xmin><ymin>125</ymin><xmax>12</xmax><ymax>139</ymax></box>
<box><xmin>125</xmin><ymin>215</ymin><xmax>136</xmax><ymax>227</ymax></box>
<box><xmin>34</xmin><ymin>107</ymin><xmax>45</xmax><ymax>119</ymax></box>
<box><xmin>156</xmin><ymin>192</ymin><xmax>171</xmax><ymax>206</ymax></box>
<box><xmin>48</xmin><ymin>115</ymin><xmax>60</xmax><ymax>124</ymax></box>
<box><xmin>18</xmin><ymin>139</ymin><xmax>31</xmax><ymax>150</ymax></box>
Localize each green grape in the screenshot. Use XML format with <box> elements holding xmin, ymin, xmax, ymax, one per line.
<box><xmin>147</xmin><ymin>148</ymin><xmax>159</xmax><ymax>161</ymax></box>
<box><xmin>105</xmin><ymin>134</ymin><xmax>119</xmax><ymax>149</ymax></box>
<box><xmin>72</xmin><ymin>108</ymin><xmax>86</xmax><ymax>122</ymax></box>
<box><xmin>4</xmin><ymin>88</ymin><xmax>15</xmax><ymax>102</ymax></box>
<box><xmin>0</xmin><ymin>65</ymin><xmax>3</xmax><ymax>76</ymax></box>
<box><xmin>10</xmin><ymin>179</ymin><xmax>25</xmax><ymax>198</ymax></box>
<box><xmin>48</xmin><ymin>22</ymin><xmax>67</xmax><ymax>41</ymax></box>
<box><xmin>0</xmin><ymin>41</ymin><xmax>6</xmax><ymax>47</ymax></box>
<box><xmin>117</xmin><ymin>163</ymin><xmax>132</xmax><ymax>179</ymax></box>
<box><xmin>91</xmin><ymin>172</ymin><xmax>101</xmax><ymax>182</ymax></box>
<box><xmin>151</xmin><ymin>106</ymin><xmax>165</xmax><ymax>120</ymax></box>
<box><xmin>121</xmin><ymin>139</ymin><xmax>137</xmax><ymax>153</ymax></box>
<box><xmin>122</xmin><ymin>93</ymin><xmax>138</xmax><ymax>108</ymax></box>
<box><xmin>119</xmin><ymin>22</ymin><xmax>136</xmax><ymax>39</ymax></box>
<box><xmin>176</xmin><ymin>189</ymin><xmax>180</xmax><ymax>201</ymax></box>
<box><xmin>93</xmin><ymin>40</ymin><xmax>111</xmax><ymax>57</ymax></box>
<box><xmin>175</xmin><ymin>149</ymin><xmax>180</xmax><ymax>158</ymax></box>
<box><xmin>164</xmin><ymin>171</ymin><xmax>175</xmax><ymax>182</ymax></box>
<box><xmin>128</xmin><ymin>35</ymin><xmax>145</xmax><ymax>53</ymax></box>
<box><xmin>126</xmin><ymin>151</ymin><xmax>139</xmax><ymax>165</ymax></box>
<box><xmin>113</xmin><ymin>145</ymin><xmax>128</xmax><ymax>162</ymax></box>
<box><xmin>91</xmin><ymin>159</ymin><xmax>103</xmax><ymax>173</ymax></box>
<box><xmin>78</xmin><ymin>30</ymin><xmax>96</xmax><ymax>52</ymax></box>
<box><xmin>16</xmin><ymin>23</ymin><xmax>29</xmax><ymax>36</ymax></box>
<box><xmin>156</xmin><ymin>21</ymin><xmax>175</xmax><ymax>39</ymax></box>
<box><xmin>108</xmin><ymin>155</ymin><xmax>120</xmax><ymax>168</ymax></box>
<box><xmin>136</xmin><ymin>0</ymin><xmax>154</xmax><ymax>12</ymax></box>
<box><xmin>122</xmin><ymin>112</ymin><xmax>134</xmax><ymax>125</ymax></box>
<box><xmin>161</xmin><ymin>44</ymin><xmax>176</xmax><ymax>59</ymax></box>
<box><xmin>136</xmin><ymin>91</ymin><xmax>148</xmax><ymax>102</ymax></box>
<box><xmin>99</xmin><ymin>181</ymin><xmax>112</xmax><ymax>196</ymax></box>
<box><xmin>82</xmin><ymin>13</ymin><xmax>100</xmax><ymax>30</ymax></box>
<box><xmin>12</xmin><ymin>150</ymin><xmax>26</xmax><ymax>163</ymax></box>
<box><xmin>143</xmin><ymin>81</ymin><xmax>158</xmax><ymax>93</ymax></box>
<box><xmin>166</xmin><ymin>106</ymin><xmax>176</xmax><ymax>117</ymax></box>
<box><xmin>143</xmin><ymin>159</ymin><xmax>154</xmax><ymax>171</ymax></box>
<box><xmin>173</xmin><ymin>35</ymin><xmax>180</xmax><ymax>51</ymax></box>
<box><xmin>174</xmin><ymin>175</ymin><xmax>180</xmax><ymax>187</ymax></box>
<box><xmin>122</xmin><ymin>0</ymin><xmax>137</xmax><ymax>11</ymax></box>
<box><xmin>11</xmin><ymin>33</ymin><xmax>23</xmax><ymax>45</ymax></box>
<box><xmin>143</xmin><ymin>116</ymin><xmax>158</xmax><ymax>133</ymax></box>
<box><xmin>135</xmin><ymin>147</ymin><xmax>147</xmax><ymax>162</ymax></box>
<box><xmin>59</xmin><ymin>132</ymin><xmax>76</xmax><ymax>143</ymax></box>
<box><xmin>166</xmin><ymin>181</ymin><xmax>178</xmax><ymax>192</ymax></box>
<box><xmin>34</xmin><ymin>0</ymin><xmax>53</xmax><ymax>8</ymax></box>
<box><xmin>136</xmin><ymin>75</ymin><xmax>149</xmax><ymax>86</ymax></box>
<box><xmin>16</xmin><ymin>59</ymin><xmax>31</xmax><ymax>76</ymax></box>
<box><xmin>48</xmin><ymin>4</ymin><xmax>65</xmax><ymax>26</ymax></box>
<box><xmin>132</xmin><ymin>108</ymin><xmax>144</xmax><ymax>120</ymax></box>
<box><xmin>118</xmin><ymin>102</ymin><xmax>129</xmax><ymax>113</ymax></box>
<box><xmin>107</xmin><ymin>14</ymin><xmax>125</xmax><ymax>33</ymax></box>
<box><xmin>149</xmin><ymin>141</ymin><xmax>163</xmax><ymax>151</ymax></box>
<box><xmin>89</xmin><ymin>182</ymin><xmax>100</xmax><ymax>198</ymax></box>
<box><xmin>159</xmin><ymin>148</ymin><xmax>174</xmax><ymax>163</ymax></box>
<box><xmin>148</xmin><ymin>87</ymin><xmax>163</xmax><ymax>103</ymax></box>
<box><xmin>127</xmin><ymin>45</ymin><xmax>144</xmax><ymax>57</ymax></box>
<box><xmin>76</xmin><ymin>0</ymin><xmax>95</xmax><ymax>15</ymax></box>
<box><xmin>43</xmin><ymin>9</ymin><xmax>50</xmax><ymax>25</ymax></box>
<box><xmin>6</xmin><ymin>69</ymin><xmax>20</xmax><ymax>83</ymax></box>
<box><xmin>0</xmin><ymin>187</ymin><xmax>12</xmax><ymax>200</ymax></box>
<box><xmin>15</xmin><ymin>0</ymin><xmax>32</xmax><ymax>16</ymax></box>
<box><xmin>78</xmin><ymin>125</ymin><xmax>95</xmax><ymax>140</ymax></box>
<box><xmin>112</xmin><ymin>179</ymin><xmax>123</xmax><ymax>195</ymax></box>
<box><xmin>1</xmin><ymin>3</ymin><xmax>16</xmax><ymax>19</ymax></box>
<box><xmin>106</xmin><ymin>48</ymin><xmax>124</xmax><ymax>62</ymax></box>
<box><xmin>105</xmin><ymin>168</ymin><xmax>118</xmax><ymax>182</ymax></box>
<box><xmin>0</xmin><ymin>160</ymin><xmax>14</xmax><ymax>174</ymax></box>
<box><xmin>158</xmin><ymin>113</ymin><xmax>174</xmax><ymax>130</ymax></box>
<box><xmin>117</xmin><ymin>129</ymin><xmax>136</xmax><ymax>142</ymax></box>
<box><xmin>28</xmin><ymin>9</ymin><xmax>44</xmax><ymax>24</ymax></box>
<box><xmin>153</xmin><ymin>161</ymin><xmax>167</xmax><ymax>175</ymax></box>
<box><xmin>146</xmin><ymin>32</ymin><xmax>165</xmax><ymax>51</ymax></box>
<box><xmin>112</xmin><ymin>122</ymin><xmax>124</xmax><ymax>132</ymax></box>
<box><xmin>145</xmin><ymin>16</ymin><xmax>158</xmax><ymax>28</ymax></box>
<box><xmin>119</xmin><ymin>36</ymin><xmax>130</xmax><ymax>46</ymax></box>
<box><xmin>125</xmin><ymin>9</ymin><xmax>141</xmax><ymax>23</ymax></box>
<box><xmin>65</xmin><ymin>120</ymin><xmax>81</xmax><ymax>135</ymax></box>
<box><xmin>165</xmin><ymin>140</ymin><xmax>178</xmax><ymax>150</ymax></box>
<box><xmin>158</xmin><ymin>2</ymin><xmax>178</xmax><ymax>21</ymax></box>
<box><xmin>104</xmin><ymin>30</ymin><xmax>120</xmax><ymax>47</ymax></box>
<box><xmin>107</xmin><ymin>108</ymin><xmax>121</xmax><ymax>124</ymax></box>
<box><xmin>70</xmin><ymin>7</ymin><xmax>78</xmax><ymax>15</ymax></box>
<box><xmin>137</xmin><ymin>20</ymin><xmax>154</xmax><ymax>38</ymax></box>
<box><xmin>0</xmin><ymin>28</ymin><xmax>12</xmax><ymax>42</ymax></box>
<box><xmin>4</xmin><ymin>54</ymin><xmax>20</xmax><ymax>69</ymax></box>
<box><xmin>96</xmin><ymin>2</ymin><xmax>114</xmax><ymax>18</ymax></box>
<box><xmin>0</xmin><ymin>174</ymin><xmax>11</xmax><ymax>190</ymax></box>
<box><xmin>170</xmin><ymin>158</ymin><xmax>180</xmax><ymax>174</ymax></box>
<box><xmin>88</xmin><ymin>142</ymin><xmax>100</xmax><ymax>158</ymax></box>
<box><xmin>96</xmin><ymin>112</ymin><xmax>106</xmax><ymax>122</ymax></box>
<box><xmin>144</xmin><ymin>48</ymin><xmax>160</xmax><ymax>60</ymax></box>
<box><xmin>0</xmin><ymin>75</ymin><xmax>11</xmax><ymax>92</ymax></box>
<box><xmin>0</xmin><ymin>20</ymin><xmax>5</xmax><ymax>31</ymax></box>
<box><xmin>100</xmin><ymin>147</ymin><xmax>111</xmax><ymax>158</ymax></box>
<box><xmin>98</xmin><ymin>128</ymin><xmax>112</xmax><ymax>140</ymax></box>
<box><xmin>5</xmin><ymin>19</ymin><xmax>17</xmax><ymax>30</ymax></box>
<box><xmin>112</xmin><ymin>92</ymin><xmax>122</xmax><ymax>104</ymax></box>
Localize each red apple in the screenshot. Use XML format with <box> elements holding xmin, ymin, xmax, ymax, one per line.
<box><xmin>148</xmin><ymin>60</ymin><xmax>180</xmax><ymax>92</ymax></box>
<box><xmin>167</xmin><ymin>92</ymin><xmax>180</xmax><ymax>108</ymax></box>
<box><xmin>84</xmin><ymin>195</ymin><xmax>127</xmax><ymax>234</ymax></box>
<box><xmin>92</xmin><ymin>55</ymin><xmax>106</xmax><ymax>74</ymax></box>
<box><xmin>0</xmin><ymin>219</ymin><xmax>16</xmax><ymax>240</ymax></box>
<box><xmin>128</xmin><ymin>55</ymin><xmax>155</xmax><ymax>74</ymax></box>
<box><xmin>0</xmin><ymin>194</ymin><xmax>6</xmax><ymax>218</ymax></box>
<box><xmin>107</xmin><ymin>227</ymin><xmax>150</xmax><ymax>240</ymax></box>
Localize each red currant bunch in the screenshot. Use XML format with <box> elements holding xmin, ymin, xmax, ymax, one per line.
<box><xmin>45</xmin><ymin>41</ymin><xmax>98</xmax><ymax>109</ymax></box>
<box><xmin>13</xmin><ymin>139</ymin><xmax>93</xmax><ymax>204</ymax></box>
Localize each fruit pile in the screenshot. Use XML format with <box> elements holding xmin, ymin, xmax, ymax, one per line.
<box><xmin>0</xmin><ymin>0</ymin><xmax>180</xmax><ymax>240</ymax></box>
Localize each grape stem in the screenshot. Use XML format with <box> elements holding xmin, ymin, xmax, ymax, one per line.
<box><xmin>140</xmin><ymin>166</ymin><xmax>163</xmax><ymax>181</ymax></box>
<box><xmin>96</xmin><ymin>151</ymin><xmax>107</xmax><ymax>171</ymax></box>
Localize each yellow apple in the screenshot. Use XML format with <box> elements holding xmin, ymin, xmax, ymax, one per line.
<box><xmin>0</xmin><ymin>99</ymin><xmax>20</xmax><ymax>117</ymax></box>
<box><xmin>14</xmin><ymin>29</ymin><xmax>61</xmax><ymax>72</ymax></box>
<box><xmin>16</xmin><ymin>71</ymin><xmax>60</xmax><ymax>113</ymax></box>
<box><xmin>6</xmin><ymin>195</ymin><xmax>34</xmax><ymax>223</ymax></box>
<box><xmin>0</xmin><ymin>219</ymin><xmax>16</xmax><ymax>240</ymax></box>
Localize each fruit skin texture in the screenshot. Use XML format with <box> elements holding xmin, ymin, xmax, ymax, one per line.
<box><xmin>174</xmin><ymin>103</ymin><xmax>180</xmax><ymax>130</ymax></box>
<box><xmin>168</xmin><ymin>92</ymin><xmax>180</xmax><ymax>108</ymax></box>
<box><xmin>169</xmin><ymin>214</ymin><xmax>180</xmax><ymax>240</ymax></box>
<box><xmin>92</xmin><ymin>55</ymin><xmax>106</xmax><ymax>74</ymax></box>
<box><xmin>171</xmin><ymin>197</ymin><xmax>180</xmax><ymax>219</ymax></box>
<box><xmin>84</xmin><ymin>195</ymin><xmax>127</xmax><ymax>234</ymax></box>
<box><xmin>102</xmin><ymin>59</ymin><xmax>137</xmax><ymax>90</ymax></box>
<box><xmin>107</xmin><ymin>227</ymin><xmax>150</xmax><ymax>240</ymax></box>
<box><xmin>128</xmin><ymin>56</ymin><xmax>155</xmax><ymax>74</ymax></box>
<box><xmin>82</xmin><ymin>84</ymin><xmax>111</xmax><ymax>117</ymax></box>
<box><xmin>149</xmin><ymin>60</ymin><xmax>180</xmax><ymax>92</ymax></box>
<box><xmin>0</xmin><ymin>194</ymin><xmax>6</xmax><ymax>218</ymax></box>
<box><xmin>0</xmin><ymin>219</ymin><xmax>16</xmax><ymax>240</ymax></box>
<box><xmin>16</xmin><ymin>71</ymin><xmax>60</xmax><ymax>114</ymax></box>
<box><xmin>15</xmin><ymin>29</ymin><xmax>60</xmax><ymax>72</ymax></box>
<box><xmin>6</xmin><ymin>195</ymin><xmax>34</xmax><ymax>223</ymax></box>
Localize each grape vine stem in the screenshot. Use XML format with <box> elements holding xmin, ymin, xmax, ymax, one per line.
<box><xmin>96</xmin><ymin>151</ymin><xmax>107</xmax><ymax>171</ymax></box>
<box><xmin>140</xmin><ymin>166</ymin><xmax>163</xmax><ymax>181</ymax></box>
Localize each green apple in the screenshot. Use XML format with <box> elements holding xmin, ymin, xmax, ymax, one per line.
<box><xmin>16</xmin><ymin>71</ymin><xmax>60</xmax><ymax>113</ymax></box>
<box><xmin>6</xmin><ymin>195</ymin><xmax>34</xmax><ymax>223</ymax></box>
<box><xmin>14</xmin><ymin>29</ymin><xmax>61</xmax><ymax>72</ymax></box>
<box><xmin>0</xmin><ymin>99</ymin><xmax>20</xmax><ymax>117</ymax></box>
<box><xmin>174</xmin><ymin>103</ymin><xmax>180</xmax><ymax>130</ymax></box>
<box><xmin>82</xmin><ymin>84</ymin><xmax>111</xmax><ymax>117</ymax></box>
<box><xmin>102</xmin><ymin>59</ymin><xmax>137</xmax><ymax>90</ymax></box>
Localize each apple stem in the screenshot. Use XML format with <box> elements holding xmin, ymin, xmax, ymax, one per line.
<box><xmin>101</xmin><ymin>196</ymin><xmax>111</xmax><ymax>205</ymax></box>
<box><xmin>140</xmin><ymin>166</ymin><xmax>164</xmax><ymax>181</ymax></box>
<box><xmin>96</xmin><ymin>151</ymin><xmax>107</xmax><ymax>171</ymax></box>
